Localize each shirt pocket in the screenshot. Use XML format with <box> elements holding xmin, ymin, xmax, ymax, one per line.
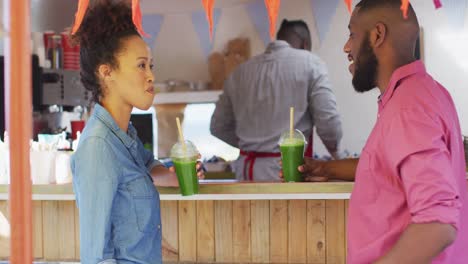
<box><xmin>352</xmin><ymin>150</ymin><xmax>378</xmax><ymax>203</ymax></box>
<box><xmin>126</xmin><ymin>176</ymin><xmax>160</xmax><ymax>233</ymax></box>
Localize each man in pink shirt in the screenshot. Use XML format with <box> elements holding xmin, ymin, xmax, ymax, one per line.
<box><xmin>297</xmin><ymin>0</ymin><xmax>468</xmax><ymax>263</ymax></box>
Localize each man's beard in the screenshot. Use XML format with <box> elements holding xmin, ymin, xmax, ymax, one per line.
<box><xmin>352</xmin><ymin>36</ymin><xmax>378</xmax><ymax>93</ymax></box>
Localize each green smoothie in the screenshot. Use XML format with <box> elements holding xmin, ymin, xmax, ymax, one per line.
<box><xmin>173</xmin><ymin>158</ymin><xmax>199</xmax><ymax>196</ymax></box>
<box><xmin>280</xmin><ymin>141</ymin><xmax>305</xmax><ymax>182</ymax></box>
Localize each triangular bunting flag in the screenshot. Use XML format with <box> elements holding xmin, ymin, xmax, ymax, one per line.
<box><xmin>71</xmin><ymin>0</ymin><xmax>89</xmax><ymax>34</ymax></box>
<box><xmin>310</xmin><ymin>0</ymin><xmax>340</xmax><ymax>43</ymax></box>
<box><xmin>264</xmin><ymin>0</ymin><xmax>281</xmax><ymax>40</ymax></box>
<box><xmin>434</xmin><ymin>0</ymin><xmax>442</xmax><ymax>9</ymax></box>
<box><xmin>344</xmin><ymin>0</ymin><xmax>353</xmax><ymax>13</ymax></box>
<box><xmin>132</xmin><ymin>0</ymin><xmax>149</xmax><ymax>37</ymax></box>
<box><xmin>400</xmin><ymin>0</ymin><xmax>410</xmax><ymax>18</ymax></box>
<box><xmin>142</xmin><ymin>14</ymin><xmax>164</xmax><ymax>49</ymax></box>
<box><xmin>202</xmin><ymin>0</ymin><xmax>216</xmax><ymax>41</ymax></box>
<box><xmin>246</xmin><ymin>0</ymin><xmax>271</xmax><ymax>46</ymax></box>
<box><xmin>192</xmin><ymin>8</ymin><xmax>221</xmax><ymax>58</ymax></box>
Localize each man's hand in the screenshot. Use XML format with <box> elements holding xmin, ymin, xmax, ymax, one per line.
<box><xmin>299</xmin><ymin>158</ymin><xmax>331</xmax><ymax>182</ymax></box>
<box><xmin>279</xmin><ymin>157</ymin><xmax>358</xmax><ymax>182</ymax></box>
<box><xmin>278</xmin><ymin>157</ymin><xmax>330</xmax><ymax>182</ymax></box>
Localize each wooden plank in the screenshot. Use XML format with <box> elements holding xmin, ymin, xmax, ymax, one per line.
<box><xmin>178</xmin><ymin>200</ymin><xmax>197</xmax><ymax>262</ymax></box>
<box><xmin>232</xmin><ymin>200</ymin><xmax>251</xmax><ymax>263</ymax></box>
<box><xmin>251</xmin><ymin>200</ymin><xmax>270</xmax><ymax>263</ymax></box>
<box><xmin>307</xmin><ymin>200</ymin><xmax>326</xmax><ymax>264</ymax></box>
<box><xmin>196</xmin><ymin>200</ymin><xmax>215</xmax><ymax>262</ymax></box>
<box><xmin>0</xmin><ymin>201</ymin><xmax>10</xmax><ymax>258</ymax></box>
<box><xmin>325</xmin><ymin>200</ymin><xmax>346</xmax><ymax>264</ymax></box>
<box><xmin>214</xmin><ymin>200</ymin><xmax>233</xmax><ymax>262</ymax></box>
<box><xmin>161</xmin><ymin>200</ymin><xmax>179</xmax><ymax>262</ymax></box>
<box><xmin>288</xmin><ymin>200</ymin><xmax>307</xmax><ymax>263</ymax></box>
<box><xmin>58</xmin><ymin>201</ymin><xmax>76</xmax><ymax>259</ymax></box>
<box><xmin>269</xmin><ymin>200</ymin><xmax>288</xmax><ymax>263</ymax></box>
<box><xmin>43</xmin><ymin>201</ymin><xmax>60</xmax><ymax>260</ymax></box>
<box><xmin>32</xmin><ymin>201</ymin><xmax>43</xmax><ymax>259</ymax></box>
<box><xmin>75</xmin><ymin>203</ymin><xmax>80</xmax><ymax>260</ymax></box>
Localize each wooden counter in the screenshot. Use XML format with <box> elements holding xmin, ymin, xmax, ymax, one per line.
<box><xmin>0</xmin><ymin>181</ymin><xmax>352</xmax><ymax>263</ymax></box>
<box><xmin>1</xmin><ymin>178</ymin><xmax>467</xmax><ymax>263</ymax></box>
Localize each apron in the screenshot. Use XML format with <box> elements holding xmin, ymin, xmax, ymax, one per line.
<box><xmin>240</xmin><ymin>134</ymin><xmax>313</xmax><ymax>181</ymax></box>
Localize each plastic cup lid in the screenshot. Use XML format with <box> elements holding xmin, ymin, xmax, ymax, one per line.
<box><xmin>278</xmin><ymin>129</ymin><xmax>307</xmax><ymax>146</ymax></box>
<box><xmin>170</xmin><ymin>140</ymin><xmax>199</xmax><ymax>159</ymax></box>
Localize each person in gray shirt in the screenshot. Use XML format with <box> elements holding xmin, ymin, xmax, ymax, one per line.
<box><xmin>210</xmin><ymin>19</ymin><xmax>343</xmax><ymax>182</ymax></box>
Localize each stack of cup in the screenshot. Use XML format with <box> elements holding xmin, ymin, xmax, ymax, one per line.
<box><xmin>170</xmin><ymin>140</ymin><xmax>200</xmax><ymax>196</ymax></box>
<box><xmin>279</xmin><ymin>129</ymin><xmax>306</xmax><ymax>182</ymax></box>
<box><xmin>30</xmin><ymin>150</ymin><xmax>57</xmax><ymax>184</ymax></box>
<box><xmin>61</xmin><ymin>32</ymin><xmax>80</xmax><ymax>70</ymax></box>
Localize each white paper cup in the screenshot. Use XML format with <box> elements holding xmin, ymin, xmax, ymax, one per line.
<box><xmin>30</xmin><ymin>151</ymin><xmax>56</xmax><ymax>184</ymax></box>
<box><xmin>55</xmin><ymin>151</ymin><xmax>73</xmax><ymax>184</ymax></box>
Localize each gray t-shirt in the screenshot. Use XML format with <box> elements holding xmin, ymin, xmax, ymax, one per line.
<box><xmin>211</xmin><ymin>40</ymin><xmax>343</xmax><ymax>181</ymax></box>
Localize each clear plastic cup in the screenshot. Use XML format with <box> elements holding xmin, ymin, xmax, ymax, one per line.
<box><xmin>278</xmin><ymin>130</ymin><xmax>306</xmax><ymax>182</ymax></box>
<box><xmin>170</xmin><ymin>140</ymin><xmax>200</xmax><ymax>196</ymax></box>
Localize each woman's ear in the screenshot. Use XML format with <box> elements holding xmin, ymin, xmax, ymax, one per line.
<box><xmin>97</xmin><ymin>64</ymin><xmax>113</xmax><ymax>81</ymax></box>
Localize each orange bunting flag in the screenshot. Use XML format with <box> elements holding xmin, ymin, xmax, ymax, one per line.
<box><xmin>72</xmin><ymin>0</ymin><xmax>148</xmax><ymax>37</ymax></box>
<box><xmin>71</xmin><ymin>0</ymin><xmax>90</xmax><ymax>34</ymax></box>
<box><xmin>202</xmin><ymin>0</ymin><xmax>216</xmax><ymax>40</ymax></box>
<box><xmin>132</xmin><ymin>0</ymin><xmax>149</xmax><ymax>37</ymax></box>
<box><xmin>345</xmin><ymin>0</ymin><xmax>352</xmax><ymax>13</ymax></box>
<box><xmin>400</xmin><ymin>0</ymin><xmax>410</xmax><ymax>19</ymax></box>
<box><xmin>264</xmin><ymin>0</ymin><xmax>280</xmax><ymax>40</ymax></box>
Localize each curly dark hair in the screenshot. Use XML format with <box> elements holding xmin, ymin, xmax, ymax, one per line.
<box><xmin>70</xmin><ymin>0</ymin><xmax>140</xmax><ymax>104</ymax></box>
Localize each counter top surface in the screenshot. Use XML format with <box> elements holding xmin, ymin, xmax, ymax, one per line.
<box><xmin>0</xmin><ymin>180</ymin><xmax>354</xmax><ymax>200</ymax></box>
<box><xmin>2</xmin><ymin>175</ymin><xmax>466</xmax><ymax>201</ymax></box>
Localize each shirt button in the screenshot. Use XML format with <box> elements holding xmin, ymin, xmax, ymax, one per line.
<box><xmin>157</xmin><ymin>225</ymin><xmax>161</xmax><ymax>229</ymax></box>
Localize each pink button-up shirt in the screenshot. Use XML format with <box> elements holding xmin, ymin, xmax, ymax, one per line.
<box><xmin>347</xmin><ymin>61</ymin><xmax>468</xmax><ymax>264</ymax></box>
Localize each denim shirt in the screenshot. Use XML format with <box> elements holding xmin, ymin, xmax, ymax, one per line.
<box><xmin>71</xmin><ymin>104</ymin><xmax>162</xmax><ymax>264</ymax></box>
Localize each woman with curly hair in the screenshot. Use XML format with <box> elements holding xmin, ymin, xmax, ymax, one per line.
<box><xmin>70</xmin><ymin>1</ymin><xmax>202</xmax><ymax>263</ymax></box>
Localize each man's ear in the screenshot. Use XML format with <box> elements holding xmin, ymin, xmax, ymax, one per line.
<box><xmin>97</xmin><ymin>64</ymin><xmax>113</xmax><ymax>81</ymax></box>
<box><xmin>371</xmin><ymin>22</ymin><xmax>387</xmax><ymax>48</ymax></box>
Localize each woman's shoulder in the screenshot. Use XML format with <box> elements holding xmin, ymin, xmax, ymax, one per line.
<box><xmin>72</xmin><ymin>135</ymin><xmax>116</xmax><ymax>167</ymax></box>
<box><xmin>70</xmin><ymin>134</ymin><xmax>122</xmax><ymax>183</ymax></box>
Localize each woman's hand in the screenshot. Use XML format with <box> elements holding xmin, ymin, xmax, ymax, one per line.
<box><xmin>168</xmin><ymin>160</ymin><xmax>205</xmax><ymax>179</ymax></box>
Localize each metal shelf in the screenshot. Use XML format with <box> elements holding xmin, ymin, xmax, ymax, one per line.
<box><xmin>153</xmin><ymin>90</ymin><xmax>223</xmax><ymax>105</ymax></box>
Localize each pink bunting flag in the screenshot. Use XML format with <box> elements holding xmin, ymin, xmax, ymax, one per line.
<box><xmin>434</xmin><ymin>0</ymin><xmax>443</xmax><ymax>9</ymax></box>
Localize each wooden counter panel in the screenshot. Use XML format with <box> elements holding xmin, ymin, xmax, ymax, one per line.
<box><xmin>0</xmin><ymin>199</ymin><xmax>349</xmax><ymax>264</ymax></box>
